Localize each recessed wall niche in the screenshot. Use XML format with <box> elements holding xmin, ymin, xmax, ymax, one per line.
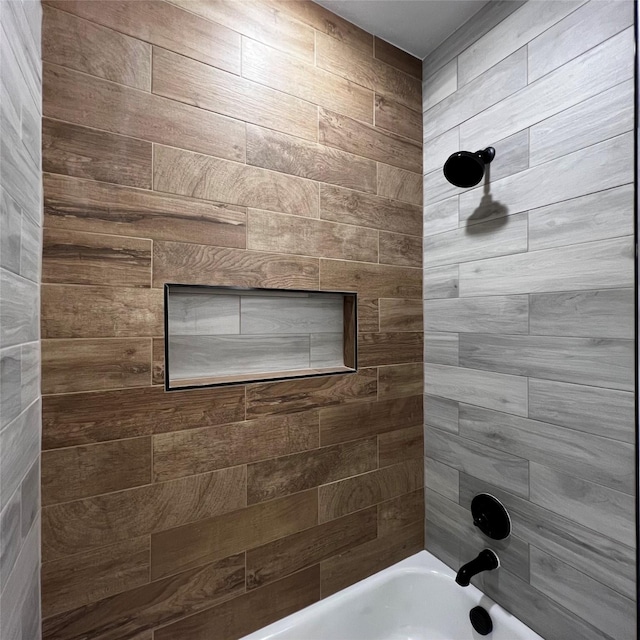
<box><xmin>164</xmin><ymin>284</ymin><xmax>357</xmax><ymax>390</ymax></box>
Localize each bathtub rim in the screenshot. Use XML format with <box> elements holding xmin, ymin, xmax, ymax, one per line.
<box><xmin>240</xmin><ymin>549</ymin><xmax>544</xmax><ymax>640</ymax></box>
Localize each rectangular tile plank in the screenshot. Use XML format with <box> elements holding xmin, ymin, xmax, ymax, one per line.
<box><xmin>374</xmin><ymin>37</ymin><xmax>421</xmax><ymax>78</ymax></box>
<box><xmin>317</xmin><ymin>32</ymin><xmax>421</xmax><ymax>110</ymax></box>
<box><xmin>424</xmin><ymin>296</ymin><xmax>528</xmax><ymax>334</ymax></box>
<box><xmin>320</xmin><ymin>395</ymin><xmax>423</xmax><ymax>446</ymax></box>
<box><xmin>529</xmin><ymin>462</ymin><xmax>634</xmax><ymax>547</ymax></box>
<box><xmin>379</xmin><ymin>231</ymin><xmax>422</xmax><ymax>268</ymax></box>
<box><xmin>43</xmin><ymin>5</ymin><xmax>151</xmax><ymax>90</ymax></box>
<box><xmin>153</xmin><ymin>240</ymin><xmax>319</xmax><ymax>290</ymax></box>
<box><xmin>247</xmin><ymin>209</ymin><xmax>378</xmax><ymax>262</ymax></box>
<box><xmin>42</xmin><ymin>338</ymin><xmax>151</xmax><ymax>393</ymax></box>
<box><xmin>43</xmin><ymin>173</ymin><xmax>247</xmax><ymax>248</ymax></box>
<box><xmin>379</xmin><ymin>425</ymin><xmax>423</xmax><ymax>467</ymax></box>
<box><xmin>378</xmin><ymin>363</ymin><xmax>423</xmax><ymax>400</ymax></box>
<box><xmin>530</xmin><ymin>547</ymin><xmax>635</xmax><ymax>640</ymax></box>
<box><xmin>320</xmin><ymin>260</ymin><xmax>421</xmax><ymax>299</ymax></box>
<box><xmin>240</xmin><ymin>293</ymin><xmax>343</xmax><ymax>335</ymax></box>
<box><xmin>43</xmin><ymin>228</ymin><xmax>151</xmax><ymax>288</ymax></box>
<box><xmin>425</xmin><ymin>427</ymin><xmax>529</xmax><ymax>497</ymax></box>
<box><xmin>320</xmin><ymin>108</ymin><xmax>421</xmax><ymax>173</ymax></box>
<box><xmin>42</xmin><ymin>437</ymin><xmax>152</xmax><ymax>506</ymax></box>
<box><xmin>528</xmin><ymin>378</ymin><xmax>634</xmax><ymax>444</ymax></box>
<box><xmin>379</xmin><ymin>299</ymin><xmax>423</xmax><ymax>332</ymax></box>
<box><xmin>424</xmin><ymin>363</ymin><xmax>528</xmax><ymax>417</ymax></box>
<box><xmin>246</xmin><ymin>367</ymin><xmax>377</xmax><ymax>417</ymax></box>
<box><xmin>42</xmin><ymin>554</ymin><xmax>245</xmax><ymax>640</ymax></box>
<box><xmin>153</xmin><ymin>47</ymin><xmax>316</xmax><ymax>142</ymax></box>
<box><xmin>42</xmin><ymin>285</ymin><xmax>163</xmax><ymax>338</ymax></box>
<box><xmin>528</xmin><ymin>0</ymin><xmax>633</xmax><ymax>82</ymax></box>
<box><xmin>43</xmin><ymin>384</ymin><xmax>246</xmax><ymax>449</ymax></box>
<box><xmin>320</xmin><ymin>184</ymin><xmax>422</xmax><ymax>235</ymax></box>
<box><xmin>169</xmin><ymin>334</ymin><xmax>310</xmax><ymax>381</ymax></box>
<box><xmin>169</xmin><ymin>0</ymin><xmax>315</xmax><ymax>63</ymax></box>
<box><xmin>423</xmin><ymin>47</ymin><xmax>527</xmax><ymax>141</ymax></box>
<box><xmin>530</xmin><ymin>289</ymin><xmax>634</xmax><ymax>339</ymax></box>
<box><xmin>247</xmin><ymin>508</ymin><xmax>377</xmax><ymax>590</ymax></box>
<box><xmin>424</xmin><ymin>457</ymin><xmax>459</xmax><ymax>501</ymax></box>
<box><xmin>153</xmin><ymin>411</ymin><xmax>319</xmax><ymax>482</ymax></box>
<box><xmin>424</xmin><ymin>332</ymin><xmax>458</xmax><ymax>366</ymax></box>
<box><xmin>423</xmin><ymin>265</ymin><xmax>458</xmax><ymax>299</ymax></box>
<box><xmin>424</xmin><ymin>213</ymin><xmax>528</xmax><ymax>269</ymax></box>
<box><xmin>459</xmin><ymin>237</ymin><xmax>634</xmax><ymax>297</ymax></box>
<box><xmin>42</xmin><ymin>465</ymin><xmax>246</xmax><ymax>561</ymax></box>
<box><xmin>377</xmin><ymin>489</ymin><xmax>424</xmax><ymax>536</ymax></box>
<box><xmin>459</xmin><ymin>333</ymin><xmax>633</xmax><ymax>391</ymax></box>
<box><xmin>320</xmin><ymin>521</ymin><xmax>423</xmax><ymax>596</ymax></box>
<box><xmin>528</xmin><ymin>183</ymin><xmax>633</xmax><ymax>251</ymax></box>
<box><xmin>154</xmin><ymin>566</ymin><xmax>319</xmax><ymax>640</ymax></box>
<box><xmin>44</xmin><ymin>63</ymin><xmax>245</xmax><ymax>161</ymax></box>
<box><xmin>377</xmin><ymin>163</ymin><xmax>422</xmax><ymax>206</ymax></box>
<box><xmin>247</xmin><ymin>123</ymin><xmax>376</xmax><ymax>192</ymax></box>
<box><xmin>242</xmin><ymin>37</ymin><xmax>373</xmax><ymax>123</ymax></box>
<box><xmin>269</xmin><ymin>0</ymin><xmax>372</xmax><ymax>54</ymax></box>
<box><xmin>374</xmin><ymin>94</ymin><xmax>421</xmax><ymax>142</ymax></box>
<box><xmin>460</xmin><ymin>28</ymin><xmax>633</xmax><ymax>148</ymax></box>
<box><xmin>457</xmin><ymin>0</ymin><xmax>583</xmax><ymax>86</ymax></box>
<box><xmin>319</xmin><ymin>459</ymin><xmax>422</xmax><ymax>522</ymax></box>
<box><xmin>247</xmin><ymin>438</ymin><xmax>377</xmax><ymax>503</ymax></box>
<box><xmin>459</xmin><ymin>404</ymin><xmax>634</xmax><ymax>494</ymax></box>
<box><xmin>41</xmin><ymin>537</ymin><xmax>150</xmax><ymax>618</ymax></box>
<box><xmin>46</xmin><ymin>0</ymin><xmax>241</xmax><ymax>73</ymax></box>
<box><xmin>43</xmin><ymin>118</ymin><xmax>152</xmax><ymax>189</ymax></box>
<box><xmin>153</xmin><ymin>145</ymin><xmax>318</xmax><ymax>217</ymax></box>
<box><xmin>359</xmin><ymin>331</ymin><xmax>422</xmax><ymax>367</ymax></box>
<box><xmin>424</xmin><ymin>394</ymin><xmax>459</xmax><ymax>433</ymax></box>
<box><xmin>150</xmin><ymin>490</ymin><xmax>317</xmax><ymax>579</ymax></box>
<box><xmin>529</xmin><ymin>79</ymin><xmax>633</xmax><ymax>166</ymax></box>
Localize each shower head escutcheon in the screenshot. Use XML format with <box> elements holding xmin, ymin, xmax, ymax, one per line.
<box><xmin>443</xmin><ymin>147</ymin><xmax>495</xmax><ymax>188</ymax></box>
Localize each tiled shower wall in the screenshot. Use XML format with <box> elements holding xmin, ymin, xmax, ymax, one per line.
<box><xmin>422</xmin><ymin>1</ymin><xmax>635</xmax><ymax>639</ymax></box>
<box><xmin>0</xmin><ymin>0</ymin><xmax>43</xmax><ymax>638</ymax></box>
<box><xmin>40</xmin><ymin>2</ymin><xmax>424</xmax><ymax>638</ymax></box>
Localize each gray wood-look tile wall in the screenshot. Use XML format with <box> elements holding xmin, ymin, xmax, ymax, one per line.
<box><xmin>422</xmin><ymin>2</ymin><xmax>636</xmax><ymax>639</ymax></box>
<box><xmin>0</xmin><ymin>1</ymin><xmax>43</xmax><ymax>638</ymax></box>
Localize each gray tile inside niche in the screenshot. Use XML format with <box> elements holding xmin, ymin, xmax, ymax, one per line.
<box><xmin>169</xmin><ymin>334</ymin><xmax>311</xmax><ymax>381</ymax></box>
<box><xmin>310</xmin><ymin>333</ymin><xmax>344</xmax><ymax>368</ymax></box>
<box><xmin>168</xmin><ymin>291</ymin><xmax>240</xmax><ymax>336</ymax></box>
<box><xmin>241</xmin><ymin>294</ymin><xmax>344</xmax><ymax>335</ymax></box>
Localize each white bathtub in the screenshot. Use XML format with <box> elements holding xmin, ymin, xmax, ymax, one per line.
<box><xmin>241</xmin><ymin>551</ymin><xmax>543</xmax><ymax>640</ymax></box>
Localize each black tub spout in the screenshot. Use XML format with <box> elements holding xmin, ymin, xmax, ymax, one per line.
<box><xmin>455</xmin><ymin>549</ymin><xmax>499</xmax><ymax>587</ymax></box>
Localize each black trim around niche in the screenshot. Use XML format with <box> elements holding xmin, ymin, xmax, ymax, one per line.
<box><xmin>162</xmin><ymin>283</ymin><xmax>359</xmax><ymax>392</ymax></box>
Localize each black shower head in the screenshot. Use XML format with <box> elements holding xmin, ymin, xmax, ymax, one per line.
<box><xmin>443</xmin><ymin>147</ymin><xmax>495</xmax><ymax>188</ymax></box>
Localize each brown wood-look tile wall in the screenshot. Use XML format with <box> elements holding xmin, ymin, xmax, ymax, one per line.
<box><xmin>40</xmin><ymin>2</ymin><xmax>423</xmax><ymax>638</ymax></box>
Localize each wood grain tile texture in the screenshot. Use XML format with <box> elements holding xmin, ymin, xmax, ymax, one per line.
<box><xmin>422</xmin><ymin>3</ymin><xmax>636</xmax><ymax>639</ymax></box>
<box><xmin>41</xmin><ymin>3</ymin><xmax>423</xmax><ymax>638</ymax></box>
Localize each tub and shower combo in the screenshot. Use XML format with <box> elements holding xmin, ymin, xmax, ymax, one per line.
<box><xmin>244</xmin><ymin>494</ymin><xmax>542</xmax><ymax>640</ymax></box>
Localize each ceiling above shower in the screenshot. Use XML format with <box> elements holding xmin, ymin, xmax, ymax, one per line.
<box><xmin>314</xmin><ymin>0</ymin><xmax>489</xmax><ymax>59</ymax></box>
